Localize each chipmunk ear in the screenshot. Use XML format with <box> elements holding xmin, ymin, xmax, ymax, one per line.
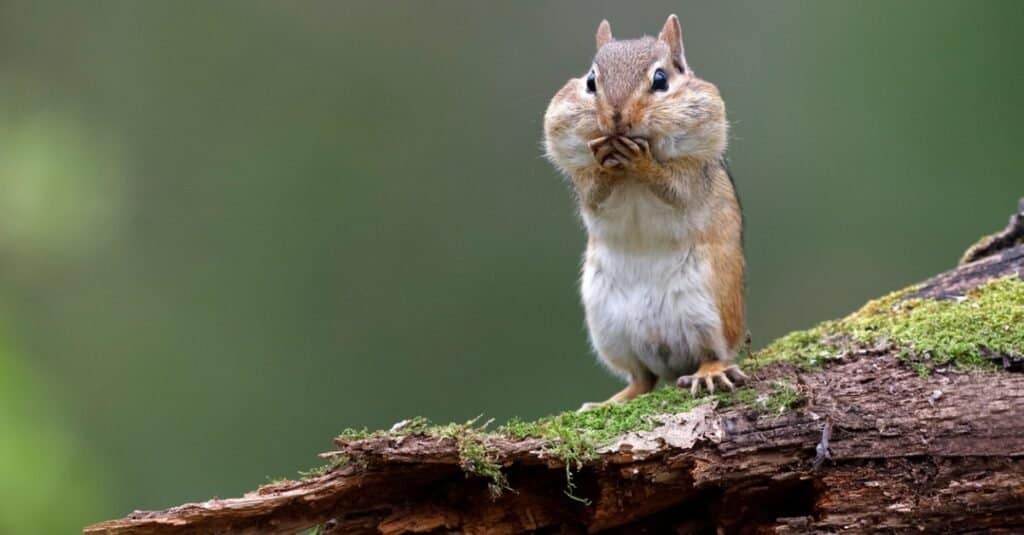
<box><xmin>658</xmin><ymin>14</ymin><xmax>689</xmax><ymax>73</ymax></box>
<box><xmin>595</xmin><ymin>19</ymin><xmax>613</xmax><ymax>50</ymax></box>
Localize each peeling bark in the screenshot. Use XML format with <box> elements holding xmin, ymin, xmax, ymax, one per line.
<box><xmin>85</xmin><ymin>201</ymin><xmax>1024</xmax><ymax>535</ymax></box>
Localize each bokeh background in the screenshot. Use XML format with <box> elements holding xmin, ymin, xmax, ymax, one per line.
<box><xmin>1</xmin><ymin>1</ymin><xmax>1022</xmax><ymax>531</ymax></box>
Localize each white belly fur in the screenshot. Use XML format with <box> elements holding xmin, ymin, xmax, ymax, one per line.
<box><xmin>580</xmin><ymin>182</ymin><xmax>720</xmax><ymax>382</ymax></box>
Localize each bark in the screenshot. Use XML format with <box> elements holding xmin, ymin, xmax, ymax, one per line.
<box><xmin>85</xmin><ymin>200</ymin><xmax>1024</xmax><ymax>535</ymax></box>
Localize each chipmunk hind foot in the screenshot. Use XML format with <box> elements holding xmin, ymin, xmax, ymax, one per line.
<box><xmin>676</xmin><ymin>360</ymin><xmax>747</xmax><ymax>396</ymax></box>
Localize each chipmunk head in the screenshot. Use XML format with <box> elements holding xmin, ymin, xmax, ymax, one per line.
<box><xmin>544</xmin><ymin>15</ymin><xmax>727</xmax><ymax>174</ymax></box>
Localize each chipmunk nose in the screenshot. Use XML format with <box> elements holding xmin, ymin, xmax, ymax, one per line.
<box><xmin>598</xmin><ymin>105</ymin><xmax>632</xmax><ymax>134</ymax></box>
<box><xmin>609</xmin><ymin>110</ymin><xmax>632</xmax><ymax>135</ymax></box>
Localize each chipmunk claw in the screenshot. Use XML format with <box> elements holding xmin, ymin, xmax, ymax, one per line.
<box><xmin>589</xmin><ymin>136</ymin><xmax>617</xmax><ymax>167</ymax></box>
<box><xmin>610</xmin><ymin>136</ymin><xmax>641</xmax><ymax>156</ymax></box>
<box><xmin>631</xmin><ymin>137</ymin><xmax>651</xmax><ymax>154</ymax></box>
<box><xmin>677</xmin><ymin>361</ymin><xmax>747</xmax><ymax>396</ymax></box>
<box><xmin>589</xmin><ymin>135</ymin><xmax>636</xmax><ymax>168</ymax></box>
<box><xmin>602</xmin><ymin>155</ymin><xmax>626</xmax><ymax>168</ymax></box>
<box><xmin>608</xmin><ymin>136</ymin><xmax>657</xmax><ymax>169</ymax></box>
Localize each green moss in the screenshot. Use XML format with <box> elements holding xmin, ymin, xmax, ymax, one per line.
<box><xmin>717</xmin><ymin>379</ymin><xmax>801</xmax><ymax>414</ymax></box>
<box><xmin>335</xmin><ymin>416</ymin><xmax>432</xmax><ymax>442</ymax></box>
<box><xmin>433</xmin><ymin>417</ymin><xmax>509</xmax><ymax>496</ymax></box>
<box><xmin>763</xmin><ymin>379</ymin><xmax>801</xmax><ymax>413</ymax></box>
<box><xmin>749</xmin><ymin>285</ymin><xmax>921</xmax><ymax>371</ymax></box>
<box><xmin>458</xmin><ymin>437</ymin><xmax>507</xmax><ymax>496</ymax></box>
<box><xmin>335</xmin><ymin>427</ymin><xmax>373</xmax><ymax>441</ymax></box>
<box><xmin>846</xmin><ymin>277</ymin><xmax>1023</xmax><ymax>369</ymax></box>
<box><xmin>717</xmin><ymin>386</ymin><xmax>759</xmax><ymax>408</ymax></box>
<box><xmin>335</xmin><ymin>416</ymin><xmax>509</xmax><ymax>494</ymax></box>
<box><xmin>501</xmin><ymin>387</ymin><xmax>707</xmax><ymax>467</ymax></box>
<box><xmin>296</xmin><ymin>454</ymin><xmax>353</xmax><ymax>480</ymax></box>
<box><xmin>750</xmin><ymin>321</ymin><xmax>839</xmax><ymax>370</ymax></box>
<box><xmin>297</xmin><ymin>465</ymin><xmax>329</xmax><ymax>479</ymax></box>
<box><xmin>750</xmin><ymin>276</ymin><xmax>1023</xmax><ymax>374</ymax></box>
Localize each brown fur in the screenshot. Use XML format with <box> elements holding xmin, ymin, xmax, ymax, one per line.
<box><xmin>699</xmin><ymin>164</ymin><xmax>746</xmax><ymax>351</ymax></box>
<box><xmin>594</xmin><ymin>37</ymin><xmax>662</xmax><ymax>112</ymax></box>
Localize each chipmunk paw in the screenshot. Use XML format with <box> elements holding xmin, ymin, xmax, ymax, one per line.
<box><xmin>588</xmin><ymin>136</ymin><xmax>625</xmax><ymax>168</ymax></box>
<box><xmin>677</xmin><ymin>361</ymin><xmax>747</xmax><ymax>396</ymax></box>
<box><xmin>608</xmin><ymin>136</ymin><xmax>658</xmax><ymax>168</ymax></box>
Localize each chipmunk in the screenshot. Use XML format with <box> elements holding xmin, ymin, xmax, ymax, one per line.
<box><xmin>543</xmin><ymin>14</ymin><xmax>747</xmax><ymax>409</ymax></box>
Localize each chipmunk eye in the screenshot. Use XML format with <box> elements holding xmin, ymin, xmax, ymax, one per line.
<box><xmin>586</xmin><ymin>71</ymin><xmax>596</xmax><ymax>94</ymax></box>
<box><xmin>651</xmin><ymin>68</ymin><xmax>668</xmax><ymax>92</ymax></box>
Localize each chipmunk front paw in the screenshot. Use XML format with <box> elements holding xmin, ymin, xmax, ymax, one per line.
<box><xmin>589</xmin><ymin>136</ymin><xmax>626</xmax><ymax>169</ymax></box>
<box><xmin>677</xmin><ymin>361</ymin><xmax>747</xmax><ymax>396</ymax></box>
<box><xmin>610</xmin><ymin>136</ymin><xmax>661</xmax><ymax>171</ymax></box>
<box><xmin>589</xmin><ymin>135</ymin><xmax>664</xmax><ymax>175</ymax></box>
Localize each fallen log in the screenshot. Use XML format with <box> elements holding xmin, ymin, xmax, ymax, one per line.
<box><xmin>86</xmin><ymin>199</ymin><xmax>1024</xmax><ymax>535</ymax></box>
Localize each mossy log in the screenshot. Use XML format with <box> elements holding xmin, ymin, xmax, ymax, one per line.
<box><xmin>86</xmin><ymin>200</ymin><xmax>1024</xmax><ymax>535</ymax></box>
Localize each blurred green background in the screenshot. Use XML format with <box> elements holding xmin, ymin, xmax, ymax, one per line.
<box><xmin>1</xmin><ymin>1</ymin><xmax>1021</xmax><ymax>530</ymax></box>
